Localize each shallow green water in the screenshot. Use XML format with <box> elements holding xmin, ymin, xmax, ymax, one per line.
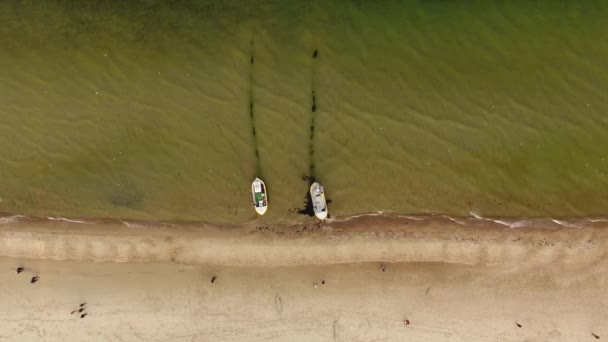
<box><xmin>0</xmin><ymin>1</ymin><xmax>607</xmax><ymax>223</ymax></box>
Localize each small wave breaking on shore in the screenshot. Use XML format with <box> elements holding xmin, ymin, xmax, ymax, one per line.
<box><xmin>1</xmin><ymin>211</ymin><xmax>606</xmax><ymax>231</ymax></box>
<box><xmin>319</xmin><ymin>210</ymin><xmax>607</xmax><ymax>230</ymax></box>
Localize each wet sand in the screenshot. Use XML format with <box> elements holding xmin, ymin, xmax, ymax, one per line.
<box><xmin>0</xmin><ymin>214</ymin><xmax>607</xmax><ymax>340</ymax></box>
<box><xmin>1</xmin><ymin>214</ymin><xmax>608</xmax><ymax>266</ymax></box>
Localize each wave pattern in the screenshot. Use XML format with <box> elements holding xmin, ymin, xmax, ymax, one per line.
<box><xmin>0</xmin><ymin>1</ymin><xmax>608</xmax><ymax>222</ymax></box>
<box><xmin>2</xmin><ymin>211</ymin><xmax>608</xmax><ymax>231</ymax></box>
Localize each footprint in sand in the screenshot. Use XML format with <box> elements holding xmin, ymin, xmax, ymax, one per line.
<box><xmin>275</xmin><ymin>295</ymin><xmax>283</xmax><ymax>317</ymax></box>
<box><xmin>332</xmin><ymin>320</ymin><xmax>338</xmax><ymax>341</ymax></box>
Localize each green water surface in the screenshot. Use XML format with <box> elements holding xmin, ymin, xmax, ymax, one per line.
<box><xmin>0</xmin><ymin>1</ymin><xmax>607</xmax><ymax>223</ymax></box>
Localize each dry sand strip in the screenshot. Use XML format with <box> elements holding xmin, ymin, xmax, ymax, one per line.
<box><xmin>0</xmin><ymin>257</ymin><xmax>606</xmax><ymax>341</ymax></box>
<box><xmin>0</xmin><ymin>215</ymin><xmax>607</xmax><ymax>267</ymax></box>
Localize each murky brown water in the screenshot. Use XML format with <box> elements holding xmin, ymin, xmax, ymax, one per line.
<box><xmin>1</xmin><ymin>1</ymin><xmax>607</xmax><ymax>223</ymax></box>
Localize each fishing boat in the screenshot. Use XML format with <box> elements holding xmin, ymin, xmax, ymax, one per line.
<box><xmin>251</xmin><ymin>178</ymin><xmax>268</xmax><ymax>215</ymax></box>
<box><xmin>309</xmin><ymin>182</ymin><xmax>328</xmax><ymax>220</ymax></box>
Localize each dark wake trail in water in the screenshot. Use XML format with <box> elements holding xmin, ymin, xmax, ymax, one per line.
<box><xmin>249</xmin><ymin>39</ymin><xmax>262</xmax><ymax>178</ymax></box>
<box><xmin>309</xmin><ymin>49</ymin><xmax>318</xmax><ymax>181</ymax></box>
<box><xmin>297</xmin><ymin>49</ymin><xmax>320</xmax><ymax>216</ymax></box>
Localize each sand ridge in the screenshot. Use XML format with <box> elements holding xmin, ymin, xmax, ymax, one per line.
<box><xmin>0</xmin><ymin>214</ymin><xmax>607</xmax><ymax>267</ymax></box>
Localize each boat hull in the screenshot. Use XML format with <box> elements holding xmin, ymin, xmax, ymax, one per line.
<box><xmin>310</xmin><ymin>182</ymin><xmax>328</xmax><ymax>220</ymax></box>
<box><xmin>254</xmin><ymin>206</ymin><xmax>268</xmax><ymax>215</ymax></box>
<box><xmin>251</xmin><ymin>178</ymin><xmax>268</xmax><ymax>215</ymax></box>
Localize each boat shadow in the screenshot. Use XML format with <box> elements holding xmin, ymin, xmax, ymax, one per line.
<box><xmin>294</xmin><ymin>176</ymin><xmax>332</xmax><ymax>217</ymax></box>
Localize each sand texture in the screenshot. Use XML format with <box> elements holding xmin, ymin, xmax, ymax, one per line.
<box><xmin>0</xmin><ymin>215</ymin><xmax>607</xmax><ymax>341</ymax></box>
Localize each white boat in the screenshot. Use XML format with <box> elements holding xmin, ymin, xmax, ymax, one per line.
<box><xmin>309</xmin><ymin>182</ymin><xmax>328</xmax><ymax>220</ymax></box>
<box><xmin>251</xmin><ymin>178</ymin><xmax>268</xmax><ymax>215</ymax></box>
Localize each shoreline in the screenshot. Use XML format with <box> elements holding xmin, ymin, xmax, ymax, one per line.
<box><xmin>2</xmin><ymin>212</ymin><xmax>607</xmax><ymax>267</ymax></box>
<box><xmin>4</xmin><ymin>210</ymin><xmax>608</xmax><ymax>229</ymax></box>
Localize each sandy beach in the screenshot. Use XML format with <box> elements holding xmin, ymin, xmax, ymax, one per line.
<box><xmin>1</xmin><ymin>215</ymin><xmax>607</xmax><ymax>341</ymax></box>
